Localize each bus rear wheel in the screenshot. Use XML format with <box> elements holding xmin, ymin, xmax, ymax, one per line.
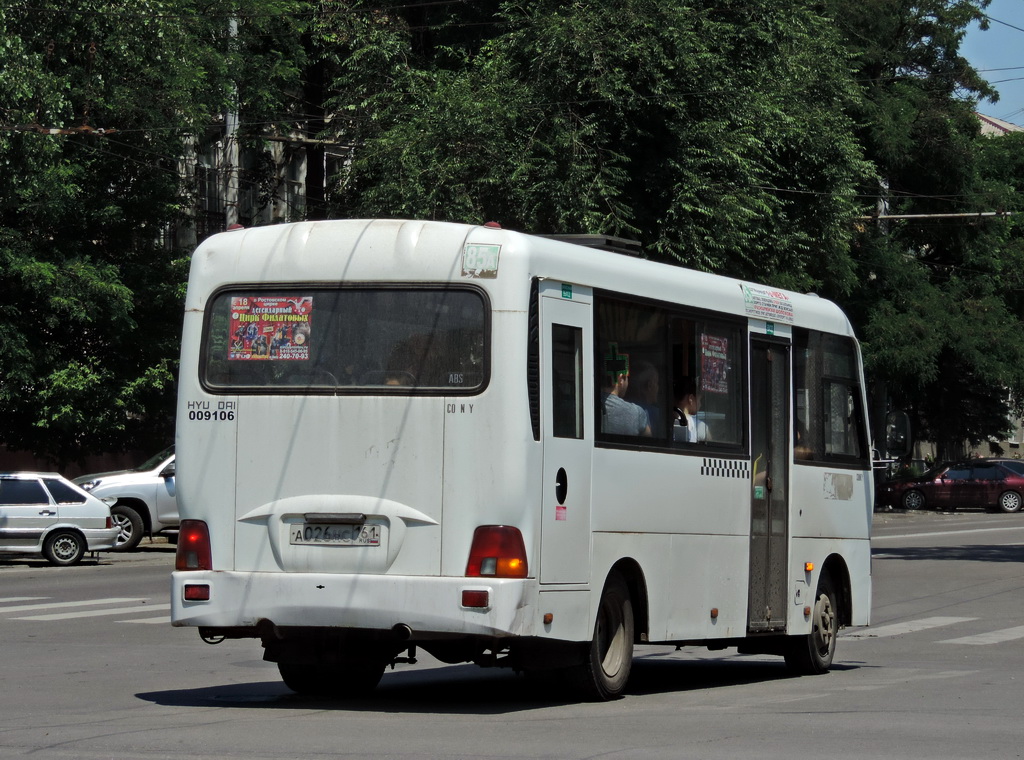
<box><xmin>278</xmin><ymin>661</ymin><xmax>384</xmax><ymax>698</ymax></box>
<box><xmin>571</xmin><ymin>573</ymin><xmax>634</xmax><ymax>701</ymax></box>
<box><xmin>785</xmin><ymin>574</ymin><xmax>838</xmax><ymax>675</ymax></box>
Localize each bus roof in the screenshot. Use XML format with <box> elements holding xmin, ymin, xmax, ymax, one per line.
<box><xmin>187</xmin><ymin>219</ymin><xmax>856</xmax><ymax>338</ymax></box>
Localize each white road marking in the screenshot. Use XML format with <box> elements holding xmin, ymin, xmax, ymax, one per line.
<box><xmin>939</xmin><ymin>625</ymin><xmax>1024</xmax><ymax>646</ymax></box>
<box><xmin>874</xmin><ymin>526</ymin><xmax>1024</xmax><ymax>540</ymax></box>
<box><xmin>12</xmin><ymin>603</ymin><xmax>171</xmax><ymax>621</ymax></box>
<box><xmin>0</xmin><ymin>597</ymin><xmax>48</xmax><ymax>603</ymax></box>
<box><xmin>118</xmin><ymin>616</ymin><xmax>172</xmax><ymax>625</ymax></box>
<box><xmin>0</xmin><ymin>597</ymin><xmax>145</xmax><ymax>614</ymax></box>
<box><xmin>844</xmin><ymin>616</ymin><xmax>977</xmax><ymax>638</ymax></box>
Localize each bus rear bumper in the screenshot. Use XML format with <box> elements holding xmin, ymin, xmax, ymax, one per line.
<box><xmin>171</xmin><ymin>570</ymin><xmax>539</xmax><ymax>639</ymax></box>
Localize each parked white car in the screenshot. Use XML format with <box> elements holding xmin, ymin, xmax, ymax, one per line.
<box><xmin>0</xmin><ymin>472</ymin><xmax>118</xmax><ymax>566</ymax></box>
<box><xmin>74</xmin><ymin>446</ymin><xmax>179</xmax><ymax>550</ymax></box>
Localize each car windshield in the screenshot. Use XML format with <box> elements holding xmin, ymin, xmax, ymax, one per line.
<box><xmin>135</xmin><ymin>445</ymin><xmax>174</xmax><ymax>472</ymax></box>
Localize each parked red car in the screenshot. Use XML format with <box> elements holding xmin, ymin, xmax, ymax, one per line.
<box><xmin>878</xmin><ymin>459</ymin><xmax>1024</xmax><ymax>513</ymax></box>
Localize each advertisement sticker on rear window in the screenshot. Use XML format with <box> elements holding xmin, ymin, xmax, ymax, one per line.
<box><xmin>229</xmin><ymin>296</ymin><xmax>312</xmax><ymax>360</ymax></box>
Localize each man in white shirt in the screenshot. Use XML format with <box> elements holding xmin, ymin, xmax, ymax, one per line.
<box><xmin>673</xmin><ymin>378</ymin><xmax>709</xmax><ymax>443</ymax></box>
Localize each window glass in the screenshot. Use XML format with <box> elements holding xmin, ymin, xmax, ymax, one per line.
<box><xmin>1000</xmin><ymin>460</ymin><xmax>1024</xmax><ymax>476</ymax></box>
<box><xmin>945</xmin><ymin>467</ymin><xmax>971</xmax><ymax>481</ymax></box>
<box><xmin>43</xmin><ymin>479</ymin><xmax>87</xmax><ymax>504</ymax></box>
<box><xmin>794</xmin><ymin>329</ymin><xmax>867</xmax><ymax>464</ymax></box>
<box><xmin>671</xmin><ymin>318</ymin><xmax>744</xmax><ymax>446</ymax></box>
<box><xmin>203</xmin><ymin>288</ymin><xmax>487</xmax><ymax>393</ymax></box>
<box><xmin>594</xmin><ymin>295</ymin><xmax>743</xmax><ymax>448</ymax></box>
<box><xmin>0</xmin><ymin>478</ymin><xmax>49</xmax><ymax>505</ymax></box>
<box><xmin>595</xmin><ymin>299</ymin><xmax>666</xmax><ymax>439</ymax></box>
<box><xmin>552</xmin><ymin>324</ymin><xmax>583</xmax><ymax>439</ymax></box>
<box><xmin>971</xmin><ymin>465</ymin><xmax>1000</xmax><ymax>481</ymax></box>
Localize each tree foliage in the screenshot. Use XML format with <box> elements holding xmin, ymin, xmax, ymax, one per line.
<box><xmin>1</xmin><ymin>1</ymin><xmax>228</xmax><ymax>463</ymax></box>
<box><xmin>323</xmin><ymin>0</ymin><xmax>868</xmax><ymax>294</ymax></box>
<box><xmin>828</xmin><ymin>0</ymin><xmax>1024</xmax><ymax>458</ymax></box>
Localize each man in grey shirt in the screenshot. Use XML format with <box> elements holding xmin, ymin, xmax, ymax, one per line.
<box><xmin>601</xmin><ymin>344</ymin><xmax>652</xmax><ymax>437</ymax></box>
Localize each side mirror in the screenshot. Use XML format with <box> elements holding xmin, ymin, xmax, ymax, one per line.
<box><xmin>885</xmin><ymin>411</ymin><xmax>912</xmax><ymax>458</ymax></box>
<box><xmin>161</xmin><ymin>462</ymin><xmax>176</xmax><ymax>478</ymax></box>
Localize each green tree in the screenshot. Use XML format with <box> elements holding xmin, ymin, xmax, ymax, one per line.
<box><xmin>829</xmin><ymin>0</ymin><xmax>1024</xmax><ymax>458</ymax></box>
<box><xmin>0</xmin><ymin>0</ymin><xmax>292</xmax><ymax>465</ymax></box>
<box><xmin>323</xmin><ymin>0</ymin><xmax>869</xmax><ymax>295</ymax></box>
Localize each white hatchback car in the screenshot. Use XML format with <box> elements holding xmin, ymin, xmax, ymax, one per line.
<box><xmin>0</xmin><ymin>472</ymin><xmax>118</xmax><ymax>566</ymax></box>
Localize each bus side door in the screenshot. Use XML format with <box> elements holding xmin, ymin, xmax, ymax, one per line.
<box><xmin>748</xmin><ymin>338</ymin><xmax>790</xmax><ymax>632</ymax></box>
<box><xmin>539</xmin><ymin>282</ymin><xmax>594</xmax><ymax>585</ymax></box>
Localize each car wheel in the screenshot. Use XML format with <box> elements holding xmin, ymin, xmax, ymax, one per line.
<box><xmin>785</xmin><ymin>574</ymin><xmax>838</xmax><ymax>675</ymax></box>
<box><xmin>43</xmin><ymin>530</ymin><xmax>86</xmax><ymax>567</ymax></box>
<box><xmin>110</xmin><ymin>504</ymin><xmax>145</xmax><ymax>551</ymax></box>
<box><xmin>569</xmin><ymin>573</ymin><xmax>634</xmax><ymax>701</ymax></box>
<box><xmin>902</xmin><ymin>490</ymin><xmax>926</xmax><ymax>510</ymax></box>
<box><xmin>998</xmin><ymin>491</ymin><xmax>1023</xmax><ymax>513</ymax></box>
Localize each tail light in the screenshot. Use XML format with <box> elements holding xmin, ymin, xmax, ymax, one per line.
<box><xmin>105</xmin><ymin>516</ymin><xmax>113</xmax><ymax>529</ymax></box>
<box><xmin>175</xmin><ymin>520</ymin><xmax>212</xmax><ymax>571</ymax></box>
<box><xmin>465</xmin><ymin>525</ymin><xmax>528</xmax><ymax>578</ymax></box>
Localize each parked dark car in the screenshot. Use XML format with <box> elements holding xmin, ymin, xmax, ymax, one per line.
<box><xmin>878</xmin><ymin>459</ymin><xmax>1024</xmax><ymax>513</ymax></box>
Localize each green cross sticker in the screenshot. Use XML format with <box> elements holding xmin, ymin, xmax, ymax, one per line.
<box><xmin>603</xmin><ymin>342</ymin><xmax>630</xmax><ymax>384</ymax></box>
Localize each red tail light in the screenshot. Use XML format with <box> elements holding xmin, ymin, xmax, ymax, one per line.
<box><xmin>175</xmin><ymin>520</ymin><xmax>212</xmax><ymax>571</ymax></box>
<box><xmin>465</xmin><ymin>526</ymin><xmax>528</xmax><ymax>578</ymax></box>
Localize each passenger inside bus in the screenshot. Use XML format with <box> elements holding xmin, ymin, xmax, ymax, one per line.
<box><xmin>673</xmin><ymin>377</ymin><xmax>709</xmax><ymax>443</ymax></box>
<box><xmin>625</xmin><ymin>360</ymin><xmax>664</xmax><ymax>436</ymax></box>
<box><xmin>600</xmin><ymin>345</ymin><xmax>652</xmax><ymax>437</ymax></box>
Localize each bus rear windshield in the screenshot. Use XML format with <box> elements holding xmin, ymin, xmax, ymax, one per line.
<box><xmin>201</xmin><ymin>286</ymin><xmax>488</xmax><ymax>394</ymax></box>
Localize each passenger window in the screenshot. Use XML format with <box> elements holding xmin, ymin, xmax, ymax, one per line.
<box><xmin>0</xmin><ymin>478</ymin><xmax>50</xmax><ymax>505</ymax></box>
<box><xmin>670</xmin><ymin>318</ymin><xmax>744</xmax><ymax>447</ymax></box>
<box><xmin>971</xmin><ymin>466</ymin><xmax>999</xmax><ymax>481</ymax></box>
<box><xmin>552</xmin><ymin>324</ymin><xmax>583</xmax><ymax>439</ymax></box>
<box><xmin>43</xmin><ymin>479</ymin><xmax>87</xmax><ymax>505</ymax></box>
<box><xmin>794</xmin><ymin>329</ymin><xmax>867</xmax><ymax>465</ymax></box>
<box><xmin>595</xmin><ymin>299</ymin><xmax>666</xmax><ymax>440</ymax></box>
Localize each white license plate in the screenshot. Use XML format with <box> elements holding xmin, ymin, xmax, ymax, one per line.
<box><xmin>290</xmin><ymin>523</ymin><xmax>381</xmax><ymax>546</ymax></box>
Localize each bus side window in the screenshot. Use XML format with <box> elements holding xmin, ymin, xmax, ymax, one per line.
<box><xmin>794</xmin><ymin>329</ymin><xmax>867</xmax><ymax>464</ymax></box>
<box><xmin>552</xmin><ymin>324</ymin><xmax>583</xmax><ymax>439</ymax></box>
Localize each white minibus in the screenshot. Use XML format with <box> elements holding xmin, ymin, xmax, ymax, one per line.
<box><xmin>172</xmin><ymin>219</ymin><xmax>872</xmax><ymax>700</ymax></box>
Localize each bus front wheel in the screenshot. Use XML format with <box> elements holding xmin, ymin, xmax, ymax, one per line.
<box><xmin>784</xmin><ymin>574</ymin><xmax>838</xmax><ymax>675</ymax></box>
<box><xmin>571</xmin><ymin>573</ymin><xmax>634</xmax><ymax>700</ymax></box>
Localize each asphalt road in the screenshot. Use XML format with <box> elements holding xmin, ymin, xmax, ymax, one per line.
<box><xmin>2</xmin><ymin>511</ymin><xmax>1023</xmax><ymax>760</ymax></box>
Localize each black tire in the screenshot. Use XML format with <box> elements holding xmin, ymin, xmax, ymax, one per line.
<box><xmin>570</xmin><ymin>573</ymin><xmax>634</xmax><ymax>701</ymax></box>
<box><xmin>110</xmin><ymin>504</ymin><xmax>145</xmax><ymax>551</ymax></box>
<box><xmin>43</xmin><ymin>530</ymin><xmax>86</xmax><ymax>567</ymax></box>
<box><xmin>998</xmin><ymin>490</ymin><xmax>1023</xmax><ymax>513</ymax></box>
<box><xmin>278</xmin><ymin>661</ymin><xmax>384</xmax><ymax>698</ymax></box>
<box><xmin>902</xmin><ymin>490</ymin><xmax>926</xmax><ymax>510</ymax></box>
<box><xmin>785</xmin><ymin>574</ymin><xmax>838</xmax><ymax>675</ymax></box>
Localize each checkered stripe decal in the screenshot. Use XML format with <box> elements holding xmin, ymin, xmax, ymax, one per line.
<box><xmin>700</xmin><ymin>458</ymin><xmax>750</xmax><ymax>479</ymax></box>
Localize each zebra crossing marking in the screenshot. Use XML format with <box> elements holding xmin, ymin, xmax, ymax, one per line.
<box><xmin>11</xmin><ymin>603</ymin><xmax>170</xmax><ymax>622</ymax></box>
<box><xmin>844</xmin><ymin>616</ymin><xmax>977</xmax><ymax>638</ymax></box>
<box><xmin>939</xmin><ymin>624</ymin><xmax>1024</xmax><ymax>646</ymax></box>
<box><xmin>0</xmin><ymin>597</ymin><xmax>145</xmax><ymax>614</ymax></box>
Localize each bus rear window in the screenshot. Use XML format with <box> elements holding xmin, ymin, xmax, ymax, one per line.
<box><xmin>201</xmin><ymin>287</ymin><xmax>488</xmax><ymax>394</ymax></box>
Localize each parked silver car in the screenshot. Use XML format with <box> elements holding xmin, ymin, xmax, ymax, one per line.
<box><xmin>0</xmin><ymin>472</ymin><xmax>118</xmax><ymax>566</ymax></box>
<box><xmin>74</xmin><ymin>446</ymin><xmax>179</xmax><ymax>550</ymax></box>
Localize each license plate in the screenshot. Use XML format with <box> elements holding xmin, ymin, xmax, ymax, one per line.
<box><xmin>290</xmin><ymin>523</ymin><xmax>381</xmax><ymax>546</ymax></box>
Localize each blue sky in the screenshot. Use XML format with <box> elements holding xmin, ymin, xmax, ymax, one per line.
<box><xmin>961</xmin><ymin>0</ymin><xmax>1024</xmax><ymax>125</ymax></box>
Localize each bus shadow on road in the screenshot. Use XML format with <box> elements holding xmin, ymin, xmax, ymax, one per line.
<box><xmin>137</xmin><ymin>654</ymin><xmax>829</xmax><ymax>713</ymax></box>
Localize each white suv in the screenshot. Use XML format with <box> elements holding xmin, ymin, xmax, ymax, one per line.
<box><xmin>74</xmin><ymin>446</ymin><xmax>179</xmax><ymax>551</ymax></box>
